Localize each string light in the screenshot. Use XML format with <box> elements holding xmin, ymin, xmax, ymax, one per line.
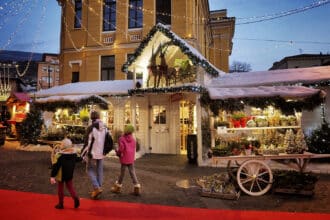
<box><xmin>64</xmin><ymin>0</ymin><xmax>232</xmax><ymax>54</ymax></box>
<box><xmin>15</xmin><ymin>0</ymin><xmax>48</xmax><ymax>77</ymax></box>
<box><xmin>0</xmin><ymin>0</ymin><xmax>30</xmax><ymax>30</ymax></box>
<box><xmin>236</xmin><ymin>0</ymin><xmax>330</xmax><ymax>25</ymax></box>
<box><xmin>0</xmin><ymin>0</ymin><xmax>38</xmax><ymax>50</ymax></box>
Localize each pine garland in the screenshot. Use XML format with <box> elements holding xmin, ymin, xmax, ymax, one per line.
<box><xmin>34</xmin><ymin>95</ymin><xmax>109</xmax><ymax>112</ymax></box>
<box><xmin>122</xmin><ymin>24</ymin><xmax>219</xmax><ymax>77</ymax></box>
<box><xmin>200</xmin><ymin>91</ymin><xmax>325</xmax><ymax>115</ymax></box>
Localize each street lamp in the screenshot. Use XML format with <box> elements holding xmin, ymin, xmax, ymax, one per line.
<box><xmin>48</xmin><ymin>65</ymin><xmax>51</xmax><ymax>88</ymax></box>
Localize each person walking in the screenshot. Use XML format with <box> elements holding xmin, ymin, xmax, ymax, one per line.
<box><xmin>50</xmin><ymin>136</ymin><xmax>80</xmax><ymax>209</ymax></box>
<box><xmin>81</xmin><ymin>111</ymin><xmax>107</xmax><ymax>199</ymax></box>
<box><xmin>111</xmin><ymin>124</ymin><xmax>141</xmax><ymax>195</ymax></box>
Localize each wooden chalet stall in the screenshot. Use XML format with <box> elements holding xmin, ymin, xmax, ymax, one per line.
<box><xmin>204</xmin><ymin>66</ymin><xmax>330</xmax><ymax>164</ymax></box>
<box><xmin>5</xmin><ymin>92</ymin><xmax>31</xmax><ymax>136</ymax></box>
<box><xmin>122</xmin><ymin>24</ymin><xmax>225</xmax><ymax>163</ymax></box>
<box><xmin>33</xmin><ymin>80</ymin><xmax>135</xmax><ymax>145</ymax></box>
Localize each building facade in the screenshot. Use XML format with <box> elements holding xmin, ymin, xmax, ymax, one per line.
<box><xmin>56</xmin><ymin>0</ymin><xmax>235</xmax><ymax>84</ymax></box>
<box><xmin>269</xmin><ymin>54</ymin><xmax>330</xmax><ymax>70</ymax></box>
<box><xmin>37</xmin><ymin>54</ymin><xmax>60</xmax><ymax>90</ymax></box>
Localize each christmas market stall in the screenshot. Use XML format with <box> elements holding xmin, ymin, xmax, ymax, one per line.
<box><xmin>5</xmin><ymin>92</ymin><xmax>31</xmax><ymax>137</ymax></box>
<box><xmin>33</xmin><ymin>80</ymin><xmax>139</xmax><ymax>146</ymax></box>
<box><xmin>200</xmin><ymin>66</ymin><xmax>330</xmax><ymax>196</ymax></box>
<box><xmin>34</xmin><ymin>94</ymin><xmax>109</xmax><ymax>144</ymax></box>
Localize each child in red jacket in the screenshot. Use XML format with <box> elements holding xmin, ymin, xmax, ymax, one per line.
<box><xmin>50</xmin><ymin>137</ymin><xmax>80</xmax><ymax>209</ymax></box>
<box><xmin>111</xmin><ymin>124</ymin><xmax>141</xmax><ymax>195</ymax></box>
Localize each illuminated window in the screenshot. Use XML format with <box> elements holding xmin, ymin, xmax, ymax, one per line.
<box><xmin>124</xmin><ymin>101</ymin><xmax>131</xmax><ymax>125</ymax></box>
<box><xmin>153</xmin><ymin>105</ymin><xmax>166</xmax><ymax>124</ymax></box>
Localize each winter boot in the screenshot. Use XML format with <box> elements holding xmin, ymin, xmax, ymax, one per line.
<box><xmin>133</xmin><ymin>184</ymin><xmax>141</xmax><ymax>196</ymax></box>
<box><xmin>55</xmin><ymin>203</ymin><xmax>64</xmax><ymax>209</ymax></box>
<box><xmin>74</xmin><ymin>197</ymin><xmax>80</xmax><ymax>208</ymax></box>
<box><xmin>91</xmin><ymin>187</ymin><xmax>103</xmax><ymax>199</ymax></box>
<box><xmin>110</xmin><ymin>181</ymin><xmax>122</xmax><ymax>194</ymax></box>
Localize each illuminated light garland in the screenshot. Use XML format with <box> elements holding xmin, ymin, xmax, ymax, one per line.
<box><xmin>236</xmin><ymin>0</ymin><xmax>330</xmax><ymax>25</ymax></box>
<box><xmin>66</xmin><ymin>1</ymin><xmax>104</xmax><ymax>47</ymax></box>
<box><xmin>200</xmin><ymin>90</ymin><xmax>325</xmax><ymax>115</ymax></box>
<box><xmin>122</xmin><ymin>24</ymin><xmax>220</xmax><ymax>77</ymax></box>
<box><xmin>62</xmin><ymin>16</ymin><xmax>86</xmax><ymax>52</ymax></box>
<box><xmin>0</xmin><ymin>0</ymin><xmax>30</xmax><ymax>30</ymax></box>
<box><xmin>34</xmin><ymin>95</ymin><xmax>109</xmax><ymax>112</ymax></box>
<box><xmin>128</xmin><ymin>85</ymin><xmax>206</xmax><ymax>96</ymax></box>
<box><xmin>0</xmin><ymin>0</ymin><xmax>38</xmax><ymax>50</ymax></box>
<box><xmin>15</xmin><ymin>0</ymin><xmax>48</xmax><ymax>77</ymax></box>
<box><xmin>65</xmin><ymin>0</ymin><xmax>232</xmax><ymax>54</ymax></box>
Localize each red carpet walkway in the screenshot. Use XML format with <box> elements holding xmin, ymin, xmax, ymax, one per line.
<box><xmin>0</xmin><ymin>189</ymin><xmax>329</xmax><ymax>220</ymax></box>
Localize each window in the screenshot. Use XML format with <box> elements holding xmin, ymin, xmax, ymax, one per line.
<box><xmin>101</xmin><ymin>56</ymin><xmax>115</xmax><ymax>80</ymax></box>
<box><xmin>153</xmin><ymin>105</ymin><xmax>166</xmax><ymax>124</ymax></box>
<box><xmin>156</xmin><ymin>0</ymin><xmax>171</xmax><ymax>25</ymax></box>
<box><xmin>124</xmin><ymin>101</ymin><xmax>131</xmax><ymax>125</ymax></box>
<box><xmin>128</xmin><ymin>0</ymin><xmax>143</xmax><ymax>29</ymax></box>
<box><xmin>126</xmin><ymin>54</ymin><xmax>143</xmax><ymax>80</ymax></box>
<box><xmin>72</xmin><ymin>72</ymin><xmax>79</xmax><ymax>83</ymax></box>
<box><xmin>74</xmin><ymin>0</ymin><xmax>82</xmax><ymax>28</ymax></box>
<box><xmin>103</xmin><ymin>0</ymin><xmax>116</xmax><ymax>31</ymax></box>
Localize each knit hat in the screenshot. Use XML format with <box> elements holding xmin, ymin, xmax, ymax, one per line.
<box><xmin>59</xmin><ymin>137</ymin><xmax>75</xmax><ymax>154</ymax></box>
<box><xmin>124</xmin><ymin>124</ymin><xmax>135</xmax><ymax>134</ymax></box>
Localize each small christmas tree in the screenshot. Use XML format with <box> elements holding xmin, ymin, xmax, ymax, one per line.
<box><xmin>307</xmin><ymin>121</ymin><xmax>330</xmax><ymax>154</ymax></box>
<box><xmin>16</xmin><ymin>105</ymin><xmax>44</xmax><ymax>145</ymax></box>
<box><xmin>295</xmin><ymin>129</ymin><xmax>308</xmax><ymax>153</ymax></box>
<box><xmin>283</xmin><ymin>129</ymin><xmax>296</xmax><ymax>154</ymax></box>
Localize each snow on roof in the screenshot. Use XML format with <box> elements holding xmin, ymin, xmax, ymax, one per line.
<box><xmin>208</xmin><ymin>66</ymin><xmax>330</xmax><ymax>88</ymax></box>
<box><xmin>33</xmin><ymin>80</ymin><xmax>136</xmax><ymax>98</ymax></box>
<box><xmin>208</xmin><ymin>85</ymin><xmax>322</xmax><ymax>100</ymax></box>
<box><xmin>35</xmin><ymin>94</ymin><xmax>109</xmax><ymax>104</ymax></box>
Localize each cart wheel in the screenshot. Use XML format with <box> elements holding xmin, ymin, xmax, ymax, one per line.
<box><xmin>236</xmin><ymin>160</ymin><xmax>273</xmax><ymax>196</ymax></box>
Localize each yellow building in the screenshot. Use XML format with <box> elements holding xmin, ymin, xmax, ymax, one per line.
<box><xmin>56</xmin><ymin>0</ymin><xmax>235</xmax><ymax>84</ymax></box>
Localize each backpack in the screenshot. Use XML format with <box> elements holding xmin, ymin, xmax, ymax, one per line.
<box><xmin>103</xmin><ymin>129</ymin><xmax>113</xmax><ymax>155</ymax></box>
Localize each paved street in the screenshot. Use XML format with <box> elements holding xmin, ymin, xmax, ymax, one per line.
<box><xmin>0</xmin><ymin>141</ymin><xmax>330</xmax><ymax>213</ymax></box>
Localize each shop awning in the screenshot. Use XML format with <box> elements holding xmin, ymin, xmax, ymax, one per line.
<box><xmin>207</xmin><ymin>86</ymin><xmax>324</xmax><ymax>100</ymax></box>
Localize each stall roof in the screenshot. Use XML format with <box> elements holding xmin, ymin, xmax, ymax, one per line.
<box><xmin>122</xmin><ymin>23</ymin><xmax>225</xmax><ymax>77</ymax></box>
<box><xmin>208</xmin><ymin>66</ymin><xmax>330</xmax><ymax>88</ymax></box>
<box><xmin>33</xmin><ymin>80</ymin><xmax>136</xmax><ymax>98</ymax></box>
<box><xmin>208</xmin><ymin>86</ymin><xmax>323</xmax><ymax>100</ymax></box>
<box><xmin>7</xmin><ymin>92</ymin><xmax>31</xmax><ymax>103</ymax></box>
<box><xmin>35</xmin><ymin>94</ymin><xmax>109</xmax><ymax>104</ymax></box>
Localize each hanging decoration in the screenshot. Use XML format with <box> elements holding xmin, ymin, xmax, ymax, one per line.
<box><xmin>200</xmin><ymin>91</ymin><xmax>325</xmax><ymax>115</ymax></box>
<box><xmin>0</xmin><ymin>63</ymin><xmax>12</xmax><ymax>101</ymax></box>
<box><xmin>128</xmin><ymin>85</ymin><xmax>206</xmax><ymax>96</ymax></box>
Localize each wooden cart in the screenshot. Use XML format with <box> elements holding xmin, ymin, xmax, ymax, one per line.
<box><xmin>212</xmin><ymin>152</ymin><xmax>330</xmax><ymax>196</ymax></box>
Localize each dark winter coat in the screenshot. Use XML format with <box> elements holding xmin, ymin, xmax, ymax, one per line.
<box><xmin>51</xmin><ymin>153</ymin><xmax>77</xmax><ymax>182</ymax></box>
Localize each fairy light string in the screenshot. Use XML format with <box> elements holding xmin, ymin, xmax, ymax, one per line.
<box><xmin>15</xmin><ymin>0</ymin><xmax>48</xmax><ymax>77</ymax></box>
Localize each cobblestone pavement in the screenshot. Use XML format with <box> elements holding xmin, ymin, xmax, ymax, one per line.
<box><xmin>0</xmin><ymin>145</ymin><xmax>329</xmax><ymax>213</ymax></box>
